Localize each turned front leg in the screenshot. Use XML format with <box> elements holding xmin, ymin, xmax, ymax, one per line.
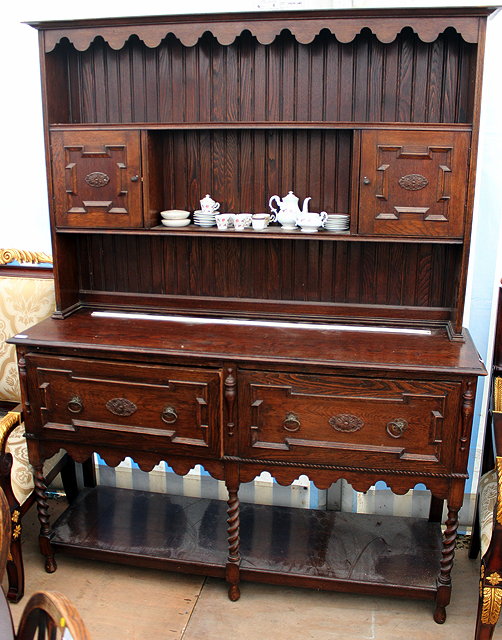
<box><xmin>226</xmin><ymin>479</ymin><xmax>241</xmax><ymax>601</ymax></box>
<box><xmin>434</xmin><ymin>504</ymin><xmax>460</xmax><ymax>623</ymax></box>
<box><xmin>33</xmin><ymin>464</ymin><xmax>57</xmax><ymax>573</ymax></box>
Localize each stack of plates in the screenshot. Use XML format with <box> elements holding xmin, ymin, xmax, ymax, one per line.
<box><xmin>160</xmin><ymin>210</ymin><xmax>191</xmax><ymax>228</ymax></box>
<box><xmin>193</xmin><ymin>209</ymin><xmax>217</xmax><ymax>227</ymax></box>
<box><xmin>325</xmin><ymin>214</ymin><xmax>350</xmax><ymax>232</ymax></box>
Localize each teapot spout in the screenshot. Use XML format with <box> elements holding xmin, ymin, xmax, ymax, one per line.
<box><xmin>302</xmin><ymin>197</ymin><xmax>311</xmax><ymax>214</ymax></box>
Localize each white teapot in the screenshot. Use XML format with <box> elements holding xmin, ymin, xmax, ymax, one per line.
<box><xmin>297</xmin><ymin>210</ymin><xmax>328</xmax><ymax>233</ymax></box>
<box><xmin>200</xmin><ymin>194</ymin><xmax>220</xmax><ymax>213</ymax></box>
<box><xmin>269</xmin><ymin>191</ymin><xmax>311</xmax><ymax>230</ymax></box>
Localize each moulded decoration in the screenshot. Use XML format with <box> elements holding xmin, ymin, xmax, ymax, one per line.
<box><xmin>329</xmin><ymin>413</ymin><xmax>364</xmax><ymax>432</ymax></box>
<box><xmin>85</xmin><ymin>171</ymin><xmax>110</xmax><ymax>188</ymax></box>
<box><xmin>481</xmin><ymin>586</ymin><xmax>502</xmax><ymax>625</ymax></box>
<box><xmin>398</xmin><ymin>174</ymin><xmax>429</xmax><ymax>191</ymax></box>
<box><xmin>106</xmin><ymin>397</ymin><xmax>138</xmax><ymax>417</ymax></box>
<box><xmin>0</xmin><ymin>248</ymin><xmax>53</xmax><ymax>265</ymax></box>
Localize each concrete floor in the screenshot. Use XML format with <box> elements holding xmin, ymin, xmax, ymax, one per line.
<box><xmin>6</xmin><ymin>500</ymin><xmax>502</xmax><ymax>640</ymax></box>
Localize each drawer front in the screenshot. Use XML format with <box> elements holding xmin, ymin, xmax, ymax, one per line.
<box><xmin>27</xmin><ymin>355</ymin><xmax>222</xmax><ymax>459</ymax></box>
<box><xmin>238</xmin><ymin>371</ymin><xmax>462</xmax><ymax>473</ymax></box>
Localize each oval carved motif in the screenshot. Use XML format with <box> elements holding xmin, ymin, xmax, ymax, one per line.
<box><xmin>329</xmin><ymin>414</ymin><xmax>364</xmax><ymax>433</ymax></box>
<box><xmin>398</xmin><ymin>174</ymin><xmax>429</xmax><ymax>191</ymax></box>
<box><xmin>85</xmin><ymin>171</ymin><xmax>110</xmax><ymax>188</ymax></box>
<box><xmin>106</xmin><ymin>398</ymin><xmax>137</xmax><ymax>417</ymax></box>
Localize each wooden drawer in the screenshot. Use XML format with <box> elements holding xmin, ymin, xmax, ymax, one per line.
<box><xmin>26</xmin><ymin>354</ymin><xmax>222</xmax><ymax>459</ymax></box>
<box><xmin>238</xmin><ymin>371</ymin><xmax>463</xmax><ymax>474</ymax></box>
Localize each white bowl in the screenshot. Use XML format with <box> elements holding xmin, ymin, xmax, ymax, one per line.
<box><xmin>161</xmin><ymin>219</ymin><xmax>191</xmax><ymax>227</ymax></box>
<box><xmin>160</xmin><ymin>209</ymin><xmax>190</xmax><ymax>219</ymax></box>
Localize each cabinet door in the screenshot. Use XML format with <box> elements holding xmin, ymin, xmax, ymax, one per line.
<box><xmin>51</xmin><ymin>130</ymin><xmax>143</xmax><ymax>228</ymax></box>
<box><xmin>358</xmin><ymin>130</ymin><xmax>470</xmax><ymax>237</ymax></box>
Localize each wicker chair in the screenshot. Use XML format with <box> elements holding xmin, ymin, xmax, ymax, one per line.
<box><xmin>0</xmin><ymin>249</ymin><xmax>76</xmax><ymax>602</ymax></box>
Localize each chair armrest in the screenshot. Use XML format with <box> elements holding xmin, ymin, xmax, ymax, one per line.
<box><xmin>0</xmin><ymin>410</ymin><xmax>21</xmax><ymax>454</ymax></box>
<box><xmin>15</xmin><ymin>591</ymin><xmax>91</xmax><ymax>640</ymax></box>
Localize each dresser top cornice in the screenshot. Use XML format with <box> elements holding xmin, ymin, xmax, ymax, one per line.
<box><xmin>27</xmin><ymin>6</ymin><xmax>498</xmax><ymax>52</ymax></box>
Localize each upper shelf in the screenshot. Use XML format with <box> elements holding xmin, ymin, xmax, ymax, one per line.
<box><xmin>55</xmin><ymin>225</ymin><xmax>464</xmax><ymax>244</ymax></box>
<box><xmin>49</xmin><ymin>122</ymin><xmax>474</xmax><ymax>132</ymax></box>
<box><xmin>28</xmin><ymin>7</ymin><xmax>493</xmax><ymax>51</ymax></box>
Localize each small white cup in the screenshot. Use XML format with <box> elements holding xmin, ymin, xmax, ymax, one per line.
<box><xmin>215</xmin><ymin>213</ymin><xmax>234</xmax><ymax>230</ymax></box>
<box><xmin>252</xmin><ymin>214</ymin><xmax>268</xmax><ymax>231</ymax></box>
<box><xmin>233</xmin><ymin>214</ymin><xmax>251</xmax><ymax>231</ymax></box>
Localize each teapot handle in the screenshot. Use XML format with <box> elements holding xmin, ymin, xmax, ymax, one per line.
<box><xmin>269</xmin><ymin>195</ymin><xmax>280</xmax><ymax>215</ymax></box>
<box><xmin>320</xmin><ymin>211</ymin><xmax>328</xmax><ymax>226</ymax></box>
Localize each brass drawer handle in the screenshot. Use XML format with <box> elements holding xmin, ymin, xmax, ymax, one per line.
<box><xmin>161</xmin><ymin>406</ymin><xmax>178</xmax><ymax>424</ymax></box>
<box><xmin>283</xmin><ymin>412</ymin><xmax>301</xmax><ymax>432</ymax></box>
<box><xmin>386</xmin><ymin>419</ymin><xmax>408</xmax><ymax>438</ymax></box>
<box><xmin>67</xmin><ymin>396</ymin><xmax>83</xmax><ymax>414</ymax></box>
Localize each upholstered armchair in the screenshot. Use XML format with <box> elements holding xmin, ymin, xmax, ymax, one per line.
<box><xmin>0</xmin><ymin>249</ymin><xmax>75</xmax><ymax>602</ymax></box>
<box><xmin>474</xmin><ymin>454</ymin><xmax>502</xmax><ymax>639</ymax></box>
<box><xmin>473</xmin><ymin>289</ymin><xmax>502</xmax><ymax>640</ymax></box>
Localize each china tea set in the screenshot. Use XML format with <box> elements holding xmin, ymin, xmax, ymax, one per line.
<box><xmin>160</xmin><ymin>192</ymin><xmax>349</xmax><ymax>233</ymax></box>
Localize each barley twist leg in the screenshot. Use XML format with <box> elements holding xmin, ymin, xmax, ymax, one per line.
<box><xmin>34</xmin><ymin>465</ymin><xmax>57</xmax><ymax>573</ymax></box>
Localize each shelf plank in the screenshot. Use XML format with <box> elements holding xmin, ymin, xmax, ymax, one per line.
<box><xmin>54</xmin><ymin>224</ymin><xmax>463</xmax><ymax>244</ymax></box>
<box><xmin>48</xmin><ymin>121</ymin><xmax>474</xmax><ymax>132</ymax></box>
<box><xmin>50</xmin><ymin>486</ymin><xmax>442</xmax><ymax>599</ymax></box>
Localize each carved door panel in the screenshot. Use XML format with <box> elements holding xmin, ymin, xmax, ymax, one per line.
<box><xmin>358</xmin><ymin>130</ymin><xmax>470</xmax><ymax>237</ymax></box>
<box><xmin>51</xmin><ymin>130</ymin><xmax>143</xmax><ymax>228</ymax></box>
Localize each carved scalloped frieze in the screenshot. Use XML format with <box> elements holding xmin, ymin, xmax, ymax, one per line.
<box><xmin>232</xmin><ymin>457</ymin><xmax>453</xmax><ymax>497</ymax></box>
<box><xmin>43</xmin><ymin>16</ymin><xmax>480</xmax><ymax>52</ymax></box>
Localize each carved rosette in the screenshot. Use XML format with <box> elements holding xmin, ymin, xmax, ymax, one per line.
<box><xmin>329</xmin><ymin>414</ymin><xmax>364</xmax><ymax>433</ymax></box>
<box><xmin>398</xmin><ymin>173</ymin><xmax>429</xmax><ymax>191</ymax></box>
<box><xmin>106</xmin><ymin>398</ymin><xmax>138</xmax><ymax>417</ymax></box>
<box><xmin>85</xmin><ymin>171</ymin><xmax>110</xmax><ymax>188</ymax></box>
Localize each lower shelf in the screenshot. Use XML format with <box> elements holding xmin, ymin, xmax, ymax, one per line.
<box><xmin>50</xmin><ymin>486</ymin><xmax>443</xmax><ymax>599</ymax></box>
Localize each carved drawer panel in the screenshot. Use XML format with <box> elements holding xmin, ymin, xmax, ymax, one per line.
<box><xmin>358</xmin><ymin>129</ymin><xmax>470</xmax><ymax>237</ymax></box>
<box><xmin>51</xmin><ymin>130</ymin><xmax>143</xmax><ymax>228</ymax></box>
<box><xmin>26</xmin><ymin>354</ymin><xmax>222</xmax><ymax>459</ymax></box>
<box><xmin>238</xmin><ymin>371</ymin><xmax>463</xmax><ymax>474</ymax></box>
